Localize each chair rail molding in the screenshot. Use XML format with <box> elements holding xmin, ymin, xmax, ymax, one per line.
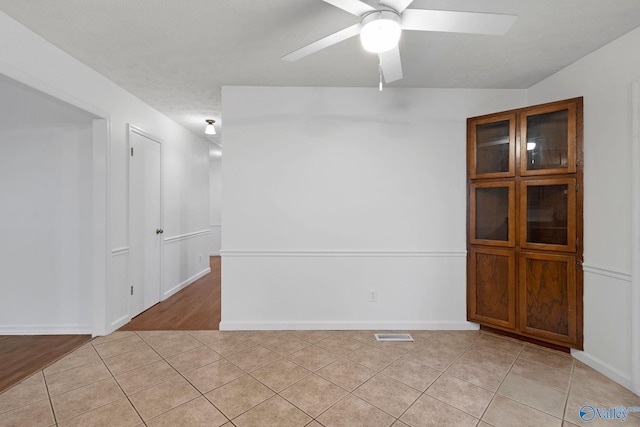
<box><xmin>582</xmin><ymin>264</ymin><xmax>632</xmax><ymax>282</ymax></box>
<box><xmin>220</xmin><ymin>249</ymin><xmax>467</xmax><ymax>258</ymax></box>
<box><xmin>111</xmin><ymin>247</ymin><xmax>130</xmax><ymax>256</ymax></box>
<box><xmin>164</xmin><ymin>229</ymin><xmax>210</xmax><ymax>244</ymax></box>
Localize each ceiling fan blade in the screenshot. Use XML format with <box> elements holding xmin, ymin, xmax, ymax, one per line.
<box><xmin>282</xmin><ymin>23</ymin><xmax>361</xmax><ymax>62</ymax></box>
<box><xmin>323</xmin><ymin>0</ymin><xmax>375</xmax><ymax>16</ymax></box>
<box><xmin>401</xmin><ymin>9</ymin><xmax>517</xmax><ymax>35</ymax></box>
<box><xmin>380</xmin><ymin>0</ymin><xmax>414</xmax><ymax>13</ymax></box>
<box><xmin>378</xmin><ymin>46</ymin><xmax>403</xmax><ymax>83</ymax></box>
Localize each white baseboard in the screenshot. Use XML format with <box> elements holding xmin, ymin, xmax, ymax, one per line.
<box><xmin>219</xmin><ymin>320</ymin><xmax>479</xmax><ymax>331</ymax></box>
<box><xmin>0</xmin><ymin>324</ymin><xmax>92</xmax><ymax>335</ymax></box>
<box><xmin>106</xmin><ymin>314</ymin><xmax>130</xmax><ymax>336</ymax></box>
<box><xmin>162</xmin><ymin>267</ymin><xmax>211</xmax><ymax>300</ymax></box>
<box><xmin>209</xmin><ymin>251</ymin><xmax>220</xmax><ymax>256</ymax></box>
<box><xmin>571</xmin><ymin>349</ymin><xmax>634</xmax><ymax>393</ymax></box>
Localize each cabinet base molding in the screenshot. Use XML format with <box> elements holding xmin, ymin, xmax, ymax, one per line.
<box><xmin>480</xmin><ymin>325</ymin><xmax>571</xmax><ymax>353</ymax></box>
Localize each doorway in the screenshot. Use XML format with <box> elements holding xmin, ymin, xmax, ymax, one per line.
<box><xmin>0</xmin><ymin>75</ymin><xmax>104</xmax><ymax>334</ymax></box>
<box><xmin>128</xmin><ymin>125</ymin><xmax>163</xmax><ymax>318</ymax></box>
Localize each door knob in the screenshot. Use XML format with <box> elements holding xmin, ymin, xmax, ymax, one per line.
<box><xmin>156</xmin><ymin>228</ymin><xmax>164</xmax><ymax>234</ymax></box>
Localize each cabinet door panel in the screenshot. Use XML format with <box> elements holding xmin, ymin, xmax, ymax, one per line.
<box><xmin>468</xmin><ymin>247</ymin><xmax>516</xmax><ymax>329</ymax></box>
<box><xmin>469</xmin><ymin>113</ymin><xmax>516</xmax><ymax>179</ymax></box>
<box><xmin>520</xmin><ymin>102</ymin><xmax>577</xmax><ymax>176</ymax></box>
<box><xmin>470</xmin><ymin>181</ymin><xmax>515</xmax><ymax>247</ymax></box>
<box><xmin>519</xmin><ymin>252</ymin><xmax>577</xmax><ymax>344</ymax></box>
<box><xmin>520</xmin><ymin>179</ymin><xmax>576</xmax><ymax>252</ymax></box>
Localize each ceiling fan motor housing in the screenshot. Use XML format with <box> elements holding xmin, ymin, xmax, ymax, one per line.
<box><xmin>360</xmin><ymin>9</ymin><xmax>402</xmax><ymax>53</ymax></box>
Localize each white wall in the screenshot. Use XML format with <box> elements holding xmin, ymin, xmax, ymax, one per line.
<box><xmin>0</xmin><ymin>11</ymin><xmax>211</xmax><ymax>335</ymax></box>
<box><xmin>632</xmin><ymin>82</ymin><xmax>640</xmax><ymax>399</ymax></box>
<box><xmin>161</xmin><ymin>125</ymin><xmax>211</xmax><ymax>302</ymax></box>
<box><xmin>0</xmin><ymin>79</ymin><xmax>96</xmax><ymax>332</ymax></box>
<box><xmin>209</xmin><ymin>143</ymin><xmax>222</xmax><ymax>256</ymax></box>
<box><xmin>221</xmin><ymin>86</ymin><xmax>526</xmax><ymax>330</ymax></box>
<box><xmin>528</xmin><ymin>26</ymin><xmax>640</xmax><ymax>394</ymax></box>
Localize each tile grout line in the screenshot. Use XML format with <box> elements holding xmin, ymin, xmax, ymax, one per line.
<box><xmin>374</xmin><ymin>333</ymin><xmax>465</xmax><ymax>424</ymax></box>
<box><xmin>134</xmin><ymin>331</ymin><xmax>234</xmax><ymax>425</ymax></box>
<box><xmin>94</xmin><ymin>333</ymin><xmax>148</xmax><ymax>425</ymax></box>
<box><xmin>445</xmin><ymin>334</ymin><xmax>540</xmax><ymax>419</ymax></box>
<box><xmin>562</xmin><ymin>358</ymin><xmax>577</xmax><ymax>423</ymax></box>
<box><xmin>45</xmin><ymin>341</ymin><xmax>125</xmax><ymax>425</ymax></box>
<box><xmin>184</xmin><ymin>332</ymin><xmax>319</xmax><ymax>424</ymax></box>
<box><xmin>482</xmin><ymin>342</ymin><xmax>577</xmax><ymax>424</ymax></box>
<box><xmin>308</xmin><ymin>392</ymin><xmax>353</xmax><ymax>425</ymax></box>
<box><xmin>520</xmin><ymin>344</ymin><xmax>576</xmax><ymax>424</ymax></box>
<box><xmin>150</xmin><ymin>330</ymin><xmax>291</xmax><ymax>425</ymax></box>
<box><xmin>41</xmin><ymin>370</ymin><xmax>59</xmax><ymax>427</ymax></box>
<box><xmin>0</xmin><ymin>372</ymin><xmax>52</xmax><ymax>417</ymax></box>
<box><xmin>405</xmin><ymin>335</ymin><xmax>486</xmax><ymax>424</ymax></box>
<box><xmin>347</xmin><ymin>340</ymin><xmax>427</xmax><ymax>423</ymax></box>
<box><xmin>421</xmin><ymin>335</ymin><xmax>486</xmax><ymax>419</ymax></box>
<box><xmin>513</xmin><ymin>343</ymin><xmax>576</xmax><ymax>419</ymax></box>
<box><xmin>228</xmin><ymin>334</ymin><xmax>393</xmax><ymax>425</ymax></box>
<box><xmin>45</xmin><ymin>340</ymin><xmax>126</xmax><ymax>425</ymax></box>
<box><xmin>276</xmin><ymin>346</ymin><xmax>363</xmax><ymax>424</ymax></box>
<box><xmin>191</xmin><ymin>348</ymin><xmax>245</xmax><ymax>424</ymax></box>
<box><xmin>474</xmin><ymin>341</ymin><xmax>524</xmax><ymax>423</ymax></box>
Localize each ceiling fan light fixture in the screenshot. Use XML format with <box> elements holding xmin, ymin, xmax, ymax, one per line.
<box><xmin>205</xmin><ymin>119</ymin><xmax>216</xmax><ymax>135</ymax></box>
<box><xmin>360</xmin><ymin>10</ymin><xmax>401</xmax><ymax>53</ymax></box>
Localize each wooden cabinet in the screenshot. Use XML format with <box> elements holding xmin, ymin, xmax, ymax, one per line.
<box><xmin>519</xmin><ymin>252</ymin><xmax>578</xmax><ymax>344</ymax></box>
<box><xmin>469</xmin><ymin>113</ymin><xmax>516</xmax><ymax>179</ymax></box>
<box><xmin>468</xmin><ymin>247</ymin><xmax>516</xmax><ymax>329</ymax></box>
<box><xmin>520</xmin><ymin>178</ymin><xmax>576</xmax><ymax>252</ymax></box>
<box><xmin>520</xmin><ymin>103</ymin><xmax>577</xmax><ymax>176</ymax></box>
<box><xmin>470</xmin><ymin>181</ymin><xmax>515</xmax><ymax>247</ymax></box>
<box><xmin>467</xmin><ymin>98</ymin><xmax>583</xmax><ymax>349</ymax></box>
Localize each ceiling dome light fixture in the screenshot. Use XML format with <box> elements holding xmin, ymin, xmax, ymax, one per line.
<box><xmin>360</xmin><ymin>10</ymin><xmax>402</xmax><ymax>53</ymax></box>
<box><xmin>204</xmin><ymin>119</ymin><xmax>216</xmax><ymax>135</ymax></box>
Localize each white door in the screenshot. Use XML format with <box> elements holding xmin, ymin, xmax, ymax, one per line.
<box><xmin>129</xmin><ymin>126</ymin><xmax>162</xmax><ymax>318</ymax></box>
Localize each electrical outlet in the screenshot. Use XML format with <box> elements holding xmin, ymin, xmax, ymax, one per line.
<box><xmin>369</xmin><ymin>290</ymin><xmax>377</xmax><ymax>302</ymax></box>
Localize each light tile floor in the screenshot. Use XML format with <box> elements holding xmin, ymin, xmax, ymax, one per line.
<box><xmin>1</xmin><ymin>329</ymin><xmax>639</xmax><ymax>426</ymax></box>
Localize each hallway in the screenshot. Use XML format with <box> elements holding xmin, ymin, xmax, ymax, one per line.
<box><xmin>120</xmin><ymin>256</ymin><xmax>221</xmax><ymax>331</ymax></box>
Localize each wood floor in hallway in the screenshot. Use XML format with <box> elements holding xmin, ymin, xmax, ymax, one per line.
<box><xmin>119</xmin><ymin>255</ymin><xmax>221</xmax><ymax>331</ymax></box>
<box><xmin>0</xmin><ymin>256</ymin><xmax>220</xmax><ymax>393</ymax></box>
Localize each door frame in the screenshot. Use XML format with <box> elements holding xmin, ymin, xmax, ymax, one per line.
<box><xmin>0</xmin><ymin>72</ymin><xmax>111</xmax><ymax>337</ymax></box>
<box><xmin>127</xmin><ymin>124</ymin><xmax>164</xmax><ymax>318</ymax></box>
<box><xmin>631</xmin><ymin>82</ymin><xmax>640</xmax><ymax>395</ymax></box>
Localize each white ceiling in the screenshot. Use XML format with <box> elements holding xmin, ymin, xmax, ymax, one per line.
<box><xmin>1</xmin><ymin>0</ymin><xmax>640</xmax><ymax>142</ymax></box>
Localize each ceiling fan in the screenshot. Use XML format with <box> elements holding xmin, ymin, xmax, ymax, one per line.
<box><xmin>282</xmin><ymin>0</ymin><xmax>517</xmax><ymax>85</ymax></box>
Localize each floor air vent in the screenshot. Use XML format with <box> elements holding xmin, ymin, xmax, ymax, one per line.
<box><xmin>374</xmin><ymin>333</ymin><xmax>414</xmax><ymax>342</ymax></box>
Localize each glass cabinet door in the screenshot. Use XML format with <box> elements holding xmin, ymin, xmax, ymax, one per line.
<box><xmin>469</xmin><ymin>113</ymin><xmax>516</xmax><ymax>179</ymax></box>
<box><xmin>470</xmin><ymin>181</ymin><xmax>515</xmax><ymax>247</ymax></box>
<box><xmin>520</xmin><ymin>101</ymin><xmax>577</xmax><ymax>176</ymax></box>
<box><xmin>520</xmin><ymin>179</ymin><xmax>576</xmax><ymax>252</ymax></box>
